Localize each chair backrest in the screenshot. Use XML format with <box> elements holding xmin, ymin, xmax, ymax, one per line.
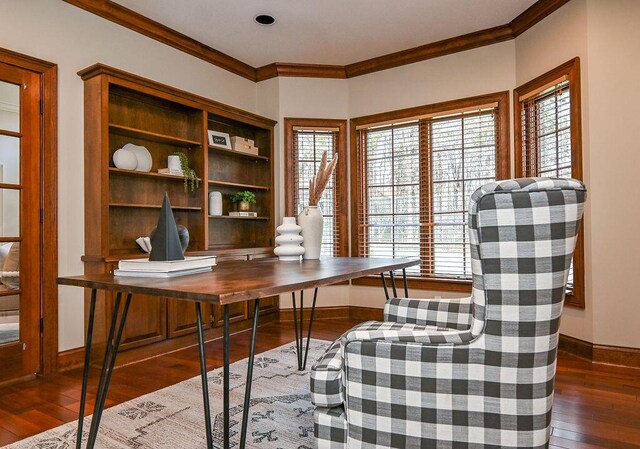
<box><xmin>467</xmin><ymin>178</ymin><xmax>586</xmax><ymax>340</ymax></box>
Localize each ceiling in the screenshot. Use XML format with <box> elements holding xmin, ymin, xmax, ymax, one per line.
<box><xmin>113</xmin><ymin>0</ymin><xmax>538</xmax><ymax>67</ymax></box>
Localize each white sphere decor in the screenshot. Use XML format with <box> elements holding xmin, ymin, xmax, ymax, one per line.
<box><xmin>112</xmin><ymin>147</ymin><xmax>138</xmax><ymax>170</ymax></box>
<box><xmin>273</xmin><ymin>217</ymin><xmax>305</xmax><ymax>262</ymax></box>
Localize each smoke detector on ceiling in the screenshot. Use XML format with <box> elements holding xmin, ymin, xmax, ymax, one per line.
<box><xmin>255</xmin><ymin>14</ymin><xmax>276</xmax><ymax>26</ymax></box>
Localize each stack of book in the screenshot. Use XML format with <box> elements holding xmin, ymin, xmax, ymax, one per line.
<box><xmin>229</xmin><ymin>211</ymin><xmax>258</xmax><ymax>217</ymax></box>
<box><xmin>157</xmin><ymin>168</ymin><xmax>184</xmax><ymax>176</ymax></box>
<box><xmin>114</xmin><ymin>255</ymin><xmax>217</xmax><ymax>278</ymax></box>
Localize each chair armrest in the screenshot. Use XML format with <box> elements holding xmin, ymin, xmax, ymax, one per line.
<box><xmin>383</xmin><ymin>296</ymin><xmax>472</xmax><ymax>330</ymax></box>
<box><xmin>341</xmin><ymin>320</ymin><xmax>473</xmax><ymax>347</ymax></box>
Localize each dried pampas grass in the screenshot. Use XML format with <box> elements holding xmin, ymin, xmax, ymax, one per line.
<box><xmin>308</xmin><ymin>151</ymin><xmax>338</xmax><ymax>206</ymax></box>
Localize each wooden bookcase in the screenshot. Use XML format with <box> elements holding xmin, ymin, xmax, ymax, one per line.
<box><xmin>79</xmin><ymin>64</ymin><xmax>278</xmax><ymax>364</ymax></box>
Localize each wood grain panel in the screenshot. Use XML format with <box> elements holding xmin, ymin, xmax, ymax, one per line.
<box><xmin>60</xmin><ymin>257</ymin><xmax>421</xmax><ymax>305</ymax></box>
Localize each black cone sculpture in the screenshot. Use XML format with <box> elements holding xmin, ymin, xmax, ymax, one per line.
<box><xmin>149</xmin><ymin>193</ymin><xmax>185</xmax><ymax>261</ymax></box>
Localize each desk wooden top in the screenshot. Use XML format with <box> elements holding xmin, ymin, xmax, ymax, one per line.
<box><xmin>58</xmin><ymin>257</ymin><xmax>420</xmax><ymax>305</ymax></box>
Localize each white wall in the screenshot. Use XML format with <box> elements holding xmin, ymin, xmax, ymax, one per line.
<box><xmin>515</xmin><ymin>0</ymin><xmax>593</xmax><ymax>342</ymax></box>
<box><xmin>349</xmin><ymin>41</ymin><xmax>516</xmax><ymax>118</ymax></box>
<box><xmin>585</xmin><ymin>0</ymin><xmax>640</xmax><ymax>348</ymax></box>
<box><xmin>257</xmin><ymin>77</ymin><xmax>351</xmax><ymax>309</ymax></box>
<box><xmin>0</xmin><ymin>0</ymin><xmax>257</xmax><ymax>351</ymax></box>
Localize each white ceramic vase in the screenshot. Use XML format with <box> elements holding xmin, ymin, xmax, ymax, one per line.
<box><xmin>298</xmin><ymin>205</ymin><xmax>323</xmax><ymax>260</ymax></box>
<box><xmin>208</xmin><ymin>191</ymin><xmax>222</xmax><ymax>216</ymax></box>
<box><xmin>273</xmin><ymin>217</ymin><xmax>305</xmax><ymax>262</ymax></box>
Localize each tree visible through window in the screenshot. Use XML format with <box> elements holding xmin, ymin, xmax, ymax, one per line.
<box><xmin>353</xmin><ymin>93</ymin><xmax>510</xmax><ymax>284</ymax></box>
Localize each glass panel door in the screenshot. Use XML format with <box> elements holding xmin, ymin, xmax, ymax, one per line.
<box><xmin>0</xmin><ymin>62</ymin><xmax>42</xmax><ymax>381</ymax></box>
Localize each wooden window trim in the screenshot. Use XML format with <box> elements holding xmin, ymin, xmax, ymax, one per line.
<box><xmin>514</xmin><ymin>57</ymin><xmax>585</xmax><ymax>308</ymax></box>
<box><xmin>284</xmin><ymin>118</ymin><xmax>349</xmax><ymax>257</ymax></box>
<box><xmin>350</xmin><ymin>92</ymin><xmax>510</xmax><ymax>292</ymax></box>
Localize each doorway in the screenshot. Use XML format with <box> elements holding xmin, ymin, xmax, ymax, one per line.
<box><xmin>0</xmin><ymin>48</ymin><xmax>57</xmax><ymax>383</ymax></box>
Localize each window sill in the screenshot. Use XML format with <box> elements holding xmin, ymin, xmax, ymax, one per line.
<box><xmin>351</xmin><ymin>275</ymin><xmax>472</xmax><ymax>294</ymax></box>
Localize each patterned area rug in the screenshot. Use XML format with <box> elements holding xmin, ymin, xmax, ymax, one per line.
<box><xmin>3</xmin><ymin>339</ymin><xmax>332</xmax><ymax>449</ymax></box>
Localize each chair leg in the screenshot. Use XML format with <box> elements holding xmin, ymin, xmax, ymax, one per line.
<box><xmin>380</xmin><ymin>273</ymin><xmax>390</xmax><ymax>300</ymax></box>
<box><xmin>389</xmin><ymin>270</ymin><xmax>398</xmax><ymax>297</ymax></box>
<box><xmin>402</xmin><ymin>268</ymin><xmax>409</xmax><ymax>297</ymax></box>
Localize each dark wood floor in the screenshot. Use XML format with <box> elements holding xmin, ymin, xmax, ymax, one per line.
<box><xmin>0</xmin><ymin>318</ymin><xmax>639</xmax><ymax>448</ymax></box>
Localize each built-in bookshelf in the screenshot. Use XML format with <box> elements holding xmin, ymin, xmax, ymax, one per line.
<box><xmin>79</xmin><ymin>64</ymin><xmax>277</xmax><ymax>363</ymax></box>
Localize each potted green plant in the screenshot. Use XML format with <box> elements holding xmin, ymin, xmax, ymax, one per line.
<box><xmin>230</xmin><ymin>191</ymin><xmax>256</xmax><ymax>211</ymax></box>
<box><xmin>172</xmin><ymin>151</ymin><xmax>200</xmax><ymax>192</ymax></box>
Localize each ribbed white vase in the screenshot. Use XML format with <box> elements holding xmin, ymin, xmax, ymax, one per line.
<box><xmin>298</xmin><ymin>206</ymin><xmax>323</xmax><ymax>260</ymax></box>
<box><xmin>273</xmin><ymin>217</ymin><xmax>305</xmax><ymax>262</ymax></box>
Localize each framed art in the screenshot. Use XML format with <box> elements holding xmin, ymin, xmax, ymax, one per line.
<box><xmin>207</xmin><ymin>130</ymin><xmax>232</xmax><ymax>149</ymax></box>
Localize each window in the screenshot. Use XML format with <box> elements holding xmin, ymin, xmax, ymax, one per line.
<box><xmin>515</xmin><ymin>57</ymin><xmax>584</xmax><ymax>307</ymax></box>
<box><xmin>284</xmin><ymin>118</ymin><xmax>348</xmax><ymax>257</ymax></box>
<box><xmin>352</xmin><ymin>92</ymin><xmax>510</xmax><ymax>290</ymax></box>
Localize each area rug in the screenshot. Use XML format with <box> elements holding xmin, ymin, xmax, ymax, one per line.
<box><xmin>3</xmin><ymin>339</ymin><xmax>332</xmax><ymax>449</ymax></box>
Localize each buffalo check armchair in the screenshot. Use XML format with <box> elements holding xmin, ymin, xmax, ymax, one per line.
<box><xmin>310</xmin><ymin>178</ymin><xmax>586</xmax><ymax>448</ymax></box>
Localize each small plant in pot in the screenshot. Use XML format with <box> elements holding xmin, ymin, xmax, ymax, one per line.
<box><xmin>172</xmin><ymin>151</ymin><xmax>200</xmax><ymax>193</ymax></box>
<box><xmin>230</xmin><ymin>191</ymin><xmax>256</xmax><ymax>211</ymax></box>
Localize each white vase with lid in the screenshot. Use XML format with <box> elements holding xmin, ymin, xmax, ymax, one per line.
<box><xmin>273</xmin><ymin>217</ymin><xmax>305</xmax><ymax>262</ymax></box>
<box><xmin>297</xmin><ymin>206</ymin><xmax>323</xmax><ymax>260</ymax></box>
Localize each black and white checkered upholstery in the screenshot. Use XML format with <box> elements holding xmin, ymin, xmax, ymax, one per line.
<box><xmin>384</xmin><ymin>297</ymin><xmax>473</xmax><ymax>330</ymax></box>
<box><xmin>311</xmin><ymin>178</ymin><xmax>586</xmax><ymax>448</ymax></box>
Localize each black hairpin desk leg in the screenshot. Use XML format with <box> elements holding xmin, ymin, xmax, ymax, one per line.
<box><xmin>291</xmin><ymin>288</ymin><xmax>318</xmax><ymax>370</ymax></box>
<box><xmin>76</xmin><ymin>291</ymin><xmax>132</xmax><ymax>449</ymax></box>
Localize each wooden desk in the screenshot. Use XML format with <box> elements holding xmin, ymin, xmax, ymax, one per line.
<box><xmin>59</xmin><ymin>257</ymin><xmax>420</xmax><ymax>449</ymax></box>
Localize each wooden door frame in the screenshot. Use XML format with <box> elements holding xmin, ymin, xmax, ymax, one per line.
<box><xmin>0</xmin><ymin>47</ymin><xmax>58</xmax><ymax>375</ymax></box>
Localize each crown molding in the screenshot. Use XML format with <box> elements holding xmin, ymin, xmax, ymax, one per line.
<box><xmin>256</xmin><ymin>63</ymin><xmax>347</xmax><ymax>81</ymax></box>
<box><xmin>62</xmin><ymin>0</ymin><xmax>256</xmax><ymax>81</ymax></box>
<box><xmin>345</xmin><ymin>24</ymin><xmax>514</xmax><ymax>78</ymax></box>
<box><xmin>63</xmin><ymin>0</ymin><xmax>570</xmax><ymax>82</ymax></box>
<box><xmin>510</xmin><ymin>0</ymin><xmax>571</xmax><ymax>36</ymax></box>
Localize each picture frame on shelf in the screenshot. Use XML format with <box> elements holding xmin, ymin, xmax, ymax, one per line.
<box><xmin>208</xmin><ymin>130</ymin><xmax>232</xmax><ymax>149</ymax></box>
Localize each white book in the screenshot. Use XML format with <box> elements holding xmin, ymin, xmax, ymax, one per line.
<box><xmin>157</xmin><ymin>168</ymin><xmax>184</xmax><ymax>176</ymax></box>
<box><xmin>114</xmin><ymin>266</ymin><xmax>212</xmax><ymax>278</ymax></box>
<box><xmin>229</xmin><ymin>211</ymin><xmax>258</xmax><ymax>217</ymax></box>
<box><xmin>118</xmin><ymin>255</ymin><xmax>217</xmax><ymax>272</ymax></box>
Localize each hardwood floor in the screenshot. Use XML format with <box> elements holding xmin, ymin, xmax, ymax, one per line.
<box><xmin>0</xmin><ymin>318</ymin><xmax>639</xmax><ymax>448</ymax></box>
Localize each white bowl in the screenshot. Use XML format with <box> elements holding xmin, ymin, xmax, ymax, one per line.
<box><xmin>113</xmin><ymin>147</ymin><xmax>138</xmax><ymax>170</ymax></box>
<box><xmin>123</xmin><ymin>143</ymin><xmax>152</xmax><ymax>172</ymax></box>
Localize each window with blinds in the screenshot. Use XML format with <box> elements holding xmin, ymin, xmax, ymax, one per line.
<box><xmin>356</xmin><ymin>101</ymin><xmax>503</xmax><ymax>281</ymax></box>
<box><xmin>521</xmin><ymin>79</ymin><xmax>575</xmax><ymax>291</ymax></box>
<box><xmin>284</xmin><ymin>118</ymin><xmax>347</xmax><ymax>257</ymax></box>
<box><xmin>515</xmin><ymin>58</ymin><xmax>584</xmax><ymax>306</ymax></box>
<box><xmin>520</xmin><ymin>79</ymin><xmax>572</xmax><ymax>177</ymax></box>
<box><xmin>293</xmin><ymin>129</ymin><xmax>339</xmax><ymax>257</ymax></box>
